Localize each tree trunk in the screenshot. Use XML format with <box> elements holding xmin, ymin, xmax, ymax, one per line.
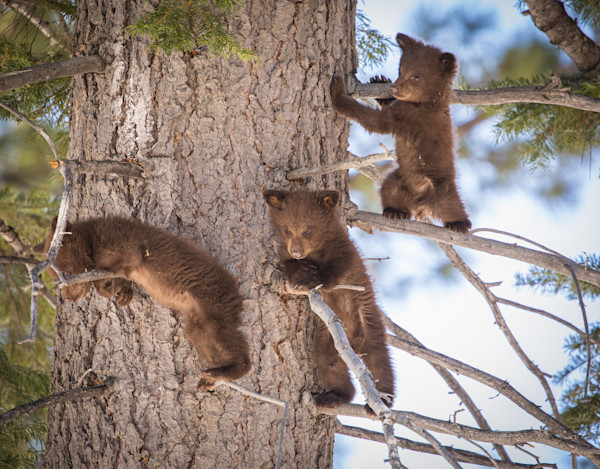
<box><xmin>44</xmin><ymin>0</ymin><xmax>356</xmax><ymax>467</ymax></box>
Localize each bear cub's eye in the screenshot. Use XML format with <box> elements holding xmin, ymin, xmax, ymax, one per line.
<box><xmin>283</xmin><ymin>228</ymin><xmax>292</xmax><ymax>236</ymax></box>
<box><xmin>303</xmin><ymin>229</ymin><xmax>313</xmax><ymax>238</ymax></box>
<box><xmin>412</xmin><ymin>75</ymin><xmax>421</xmax><ymax>83</ymax></box>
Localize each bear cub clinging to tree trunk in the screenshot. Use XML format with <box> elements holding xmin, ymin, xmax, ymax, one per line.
<box><xmin>34</xmin><ymin>216</ymin><xmax>250</xmax><ymax>385</ymax></box>
<box><xmin>264</xmin><ymin>190</ymin><xmax>395</xmax><ymax>409</ymax></box>
<box><xmin>330</xmin><ymin>33</ymin><xmax>471</xmax><ymax>233</ymax></box>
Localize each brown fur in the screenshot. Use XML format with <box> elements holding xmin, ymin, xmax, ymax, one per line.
<box><xmin>264</xmin><ymin>190</ymin><xmax>394</xmax><ymax>409</ymax></box>
<box><xmin>34</xmin><ymin>216</ymin><xmax>250</xmax><ymax>384</ymax></box>
<box><xmin>330</xmin><ymin>33</ymin><xmax>471</xmax><ymax>233</ymax></box>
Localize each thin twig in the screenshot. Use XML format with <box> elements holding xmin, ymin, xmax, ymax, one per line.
<box><xmin>0</xmin><ymin>379</ymin><xmax>114</xmax><ymax>426</ymax></box>
<box><xmin>563</xmin><ymin>263</ymin><xmax>591</xmax><ymax>400</ymax></box>
<box><xmin>496</xmin><ymin>297</ymin><xmax>600</xmax><ymax>348</ymax></box>
<box><xmin>469</xmin><ymin>228</ymin><xmax>568</xmax><ymax>260</ymax></box>
<box><xmin>0</xmin><ymin>101</ymin><xmax>59</xmax><ymax>159</ymax></box>
<box><xmin>437</xmin><ymin>243</ymin><xmax>561</xmax><ymax>420</ymax></box>
<box><xmin>214</xmin><ymin>380</ymin><xmax>289</xmax><ymax>469</ymax></box>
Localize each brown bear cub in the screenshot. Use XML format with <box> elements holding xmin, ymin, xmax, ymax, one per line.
<box><xmin>34</xmin><ymin>216</ymin><xmax>250</xmax><ymax>384</ymax></box>
<box><xmin>264</xmin><ymin>190</ymin><xmax>394</xmax><ymax>409</ymax></box>
<box><xmin>330</xmin><ymin>33</ymin><xmax>471</xmax><ymax>233</ymax></box>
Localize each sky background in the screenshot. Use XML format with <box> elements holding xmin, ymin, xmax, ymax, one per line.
<box><xmin>333</xmin><ymin>1</ymin><xmax>600</xmax><ymax>468</ymax></box>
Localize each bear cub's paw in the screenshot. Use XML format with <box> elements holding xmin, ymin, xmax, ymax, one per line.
<box><xmin>287</xmin><ymin>262</ymin><xmax>321</xmax><ymax>291</ymax></box>
<box><xmin>383</xmin><ymin>207</ymin><xmax>409</xmax><ymax>220</ymax></box>
<box><xmin>314</xmin><ymin>391</ymin><xmax>353</xmax><ymax>409</ymax></box>
<box><xmin>445</xmin><ymin>219</ymin><xmax>472</xmax><ymax>233</ymax></box>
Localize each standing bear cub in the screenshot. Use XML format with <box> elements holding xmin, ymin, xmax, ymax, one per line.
<box><xmin>330</xmin><ymin>33</ymin><xmax>471</xmax><ymax>233</ymax></box>
<box><xmin>264</xmin><ymin>190</ymin><xmax>395</xmax><ymax>409</ymax></box>
<box><xmin>34</xmin><ymin>216</ymin><xmax>251</xmax><ymax>385</ymax></box>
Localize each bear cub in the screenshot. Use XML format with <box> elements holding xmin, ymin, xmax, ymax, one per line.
<box><xmin>35</xmin><ymin>216</ymin><xmax>250</xmax><ymax>384</ymax></box>
<box><xmin>330</xmin><ymin>33</ymin><xmax>471</xmax><ymax>233</ymax></box>
<box><xmin>264</xmin><ymin>190</ymin><xmax>395</xmax><ymax>409</ymax></box>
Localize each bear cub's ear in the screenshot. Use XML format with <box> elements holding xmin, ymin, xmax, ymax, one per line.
<box><xmin>396</xmin><ymin>33</ymin><xmax>416</xmax><ymax>50</ymax></box>
<box><xmin>439</xmin><ymin>52</ymin><xmax>457</xmax><ymax>77</ymax></box>
<box><xmin>263</xmin><ymin>190</ymin><xmax>287</xmax><ymax>210</ymax></box>
<box><xmin>316</xmin><ymin>190</ymin><xmax>340</xmax><ymax>211</ymax></box>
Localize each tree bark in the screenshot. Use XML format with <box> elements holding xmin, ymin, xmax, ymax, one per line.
<box><xmin>523</xmin><ymin>0</ymin><xmax>600</xmax><ymax>78</ymax></box>
<box><xmin>43</xmin><ymin>0</ymin><xmax>356</xmax><ymax>467</ymax></box>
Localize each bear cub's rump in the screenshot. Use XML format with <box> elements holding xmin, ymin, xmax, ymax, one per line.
<box><xmin>35</xmin><ymin>216</ymin><xmax>251</xmax><ymax>384</ymax></box>
<box><xmin>264</xmin><ymin>190</ymin><xmax>395</xmax><ymax>409</ymax></box>
<box><xmin>330</xmin><ymin>33</ymin><xmax>471</xmax><ymax>233</ymax></box>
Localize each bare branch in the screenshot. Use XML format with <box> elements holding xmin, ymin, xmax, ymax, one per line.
<box><xmin>0</xmin><ymin>101</ymin><xmax>59</xmax><ymax>159</ymax></box>
<box><xmin>57</xmin><ymin>159</ymin><xmax>145</xmax><ymax>178</ymax></box>
<box><xmin>21</xmin><ymin>164</ymin><xmax>73</xmax><ymax>343</ymax></box>
<box><xmin>563</xmin><ymin>263</ymin><xmax>591</xmax><ymax>399</ymax></box>
<box><xmin>306</xmin><ymin>288</ymin><xmax>406</xmax><ymax>469</ymax></box>
<box><xmin>437</xmin><ymin>243</ymin><xmax>561</xmax><ymax>419</ymax></box>
<box><xmin>496</xmin><ymin>297</ymin><xmax>600</xmax><ymax>348</ymax></box>
<box><xmin>323</xmin><ymin>404</ymin><xmax>600</xmax><ymax>461</ymax></box>
<box><xmin>384</xmin><ymin>333</ymin><xmax>592</xmax><ymax>446</ymax></box>
<box><xmin>286</xmin><ymin>150</ymin><xmax>391</xmax><ymax>181</ymax></box>
<box><xmin>0</xmin><ymin>218</ymin><xmax>29</xmax><ymax>256</ymax></box>
<box><xmin>0</xmin><ymin>55</ymin><xmax>104</xmax><ymax>93</ymax></box>
<box><xmin>337</xmin><ymin>424</ymin><xmax>556</xmax><ymax>469</ymax></box>
<box><xmin>353</xmin><ymin>81</ymin><xmax>600</xmax><ymax>112</ymax></box>
<box><xmin>0</xmin><ymin>255</ymin><xmax>39</xmax><ymax>265</ymax></box>
<box><xmin>522</xmin><ymin>0</ymin><xmax>600</xmax><ymax>78</ymax></box>
<box><xmin>349</xmin><ymin>211</ymin><xmax>600</xmax><ymax>288</ymax></box>
<box><xmin>0</xmin><ymin>379</ymin><xmax>114</xmax><ymax>426</ymax></box>
<box><xmin>382</xmin><ymin>314</ymin><xmax>512</xmax><ymax>463</ymax></box>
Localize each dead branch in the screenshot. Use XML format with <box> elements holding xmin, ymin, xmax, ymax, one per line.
<box><xmin>306</xmin><ymin>288</ymin><xmax>406</xmax><ymax>469</ymax></box>
<box><xmin>0</xmin><ymin>255</ymin><xmax>39</xmax><ymax>266</ymax></box>
<box><xmin>323</xmin><ymin>404</ymin><xmax>600</xmax><ymax>461</ymax></box>
<box><xmin>21</xmin><ymin>164</ymin><xmax>73</xmax><ymax>343</ymax></box>
<box><xmin>349</xmin><ymin>211</ymin><xmax>600</xmax><ymax>288</ymax></box>
<box><xmin>0</xmin><ymin>55</ymin><xmax>104</xmax><ymax>94</ymax></box>
<box><xmin>57</xmin><ymin>159</ymin><xmax>145</xmax><ymax>178</ymax></box>
<box><xmin>0</xmin><ymin>218</ymin><xmax>29</xmax><ymax>255</ymax></box>
<box><xmin>0</xmin><ymin>379</ymin><xmax>114</xmax><ymax>426</ymax></box>
<box><xmin>336</xmin><ymin>423</ymin><xmax>556</xmax><ymax>469</ymax></box>
<box><xmin>286</xmin><ymin>150</ymin><xmax>391</xmax><ymax>181</ymax></box>
<box><xmin>381</xmin><ymin>314</ymin><xmax>512</xmax><ymax>463</ymax></box>
<box><xmin>353</xmin><ymin>81</ymin><xmax>600</xmax><ymax>112</ymax></box>
<box><xmin>437</xmin><ymin>243</ymin><xmax>561</xmax><ymax>420</ymax></box>
<box><xmin>0</xmin><ymin>101</ymin><xmax>59</xmax><ymax>159</ymax></box>
<box><xmin>496</xmin><ymin>298</ymin><xmax>600</xmax><ymax>347</ymax></box>
<box><xmin>383</xmin><ymin>332</ymin><xmax>597</xmax><ymax>452</ymax></box>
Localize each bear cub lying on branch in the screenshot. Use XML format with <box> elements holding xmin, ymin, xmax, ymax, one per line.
<box><xmin>35</xmin><ymin>216</ymin><xmax>250</xmax><ymax>384</ymax></box>
<box><xmin>264</xmin><ymin>190</ymin><xmax>395</xmax><ymax>409</ymax></box>
<box><xmin>330</xmin><ymin>33</ymin><xmax>471</xmax><ymax>233</ymax></box>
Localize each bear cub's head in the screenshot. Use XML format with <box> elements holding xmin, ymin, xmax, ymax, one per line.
<box><xmin>263</xmin><ymin>190</ymin><xmax>341</xmax><ymax>260</ymax></box>
<box><xmin>389</xmin><ymin>33</ymin><xmax>457</xmax><ymax>104</ymax></box>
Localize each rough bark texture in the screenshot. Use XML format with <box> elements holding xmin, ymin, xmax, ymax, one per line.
<box><xmin>44</xmin><ymin>0</ymin><xmax>356</xmax><ymax>467</ymax></box>
<box><xmin>523</xmin><ymin>0</ymin><xmax>600</xmax><ymax>78</ymax></box>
